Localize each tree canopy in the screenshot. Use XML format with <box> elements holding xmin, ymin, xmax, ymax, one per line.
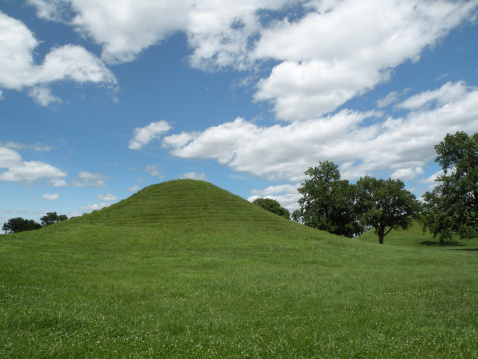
<box><xmin>2</xmin><ymin>217</ymin><xmax>42</xmax><ymax>234</ymax></box>
<box><xmin>356</xmin><ymin>176</ymin><xmax>417</xmax><ymax>244</ymax></box>
<box><xmin>294</xmin><ymin>161</ymin><xmax>363</xmax><ymax>238</ymax></box>
<box><xmin>40</xmin><ymin>212</ymin><xmax>68</xmax><ymax>227</ymax></box>
<box><xmin>294</xmin><ymin>161</ymin><xmax>417</xmax><ymax>243</ymax></box>
<box><xmin>252</xmin><ymin>198</ymin><xmax>290</xmax><ymax>219</ymax></box>
<box><xmin>421</xmin><ymin>131</ymin><xmax>478</xmax><ymax>243</ymax></box>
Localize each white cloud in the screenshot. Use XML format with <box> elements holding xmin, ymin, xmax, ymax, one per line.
<box><xmin>163</xmin><ymin>82</ymin><xmax>478</xmax><ymax>183</ymax></box>
<box><xmin>49</xmin><ymin>178</ymin><xmax>68</xmax><ymax>187</ymax></box>
<box><xmin>254</xmin><ymin>59</ymin><xmax>388</xmax><ymax>121</ymax></box>
<box><xmin>252</xmin><ymin>0</ymin><xmax>478</xmax><ymax>120</ymax></box>
<box><xmin>28</xmin><ymin>86</ymin><xmax>62</xmax><ymax>106</ymax></box>
<box><xmin>144</xmin><ymin>164</ymin><xmax>163</xmax><ymax>179</ymax></box>
<box><xmin>72</xmin><ymin>171</ymin><xmax>109</xmax><ymax>187</ymax></box>
<box><xmin>1</xmin><ymin>141</ymin><xmax>54</xmax><ymax>152</ymax></box>
<box><xmin>0</xmin><ymin>147</ymin><xmax>23</xmax><ymax>168</ymax></box>
<box><xmin>0</xmin><ymin>161</ymin><xmax>67</xmax><ymax>183</ymax></box>
<box><xmin>377</xmin><ymin>92</ymin><xmax>400</xmax><ymax>109</ymax></box>
<box><xmin>0</xmin><ymin>147</ymin><xmax>67</xmax><ymax>183</ymax></box>
<box><xmin>250</xmin><ymin>184</ymin><xmax>300</xmax><ymax>197</ymax></box>
<box><xmin>390</xmin><ymin>167</ymin><xmax>424</xmax><ymax>181</ymax></box>
<box><xmin>23</xmin><ymin>0</ymin><xmax>477</xmax><ymax>118</ymax></box>
<box><xmin>28</xmin><ymin>0</ymin><xmax>289</xmax><ymax>66</ymax></box>
<box><xmin>95</xmin><ymin>194</ymin><xmax>118</xmax><ymax>201</ymax></box>
<box><xmin>397</xmin><ymin>81</ymin><xmax>470</xmax><ymax>111</ymax></box>
<box><xmin>418</xmin><ymin>171</ymin><xmax>443</xmax><ymax>185</ymax></box>
<box><xmin>43</xmin><ymin>193</ymin><xmax>60</xmax><ymax>201</ymax></box>
<box><xmin>126</xmin><ymin>185</ymin><xmax>140</xmax><ymax>192</ymax></box>
<box><xmin>79</xmin><ymin>202</ymin><xmax>111</xmax><ymax>212</ymax></box>
<box><xmin>163</xmin><ymin>112</ymin><xmax>376</xmax><ymax>181</ymax></box>
<box><xmin>0</xmin><ymin>12</ymin><xmax>116</xmax><ymax>105</ymax></box>
<box><xmin>180</xmin><ymin>172</ymin><xmax>208</xmax><ymax>181</ymax></box>
<box><xmin>129</xmin><ymin>121</ymin><xmax>172</xmax><ymax>150</ymax></box>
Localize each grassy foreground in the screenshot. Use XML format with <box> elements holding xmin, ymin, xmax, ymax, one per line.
<box><xmin>1</xmin><ymin>180</ymin><xmax>477</xmax><ymax>358</ymax></box>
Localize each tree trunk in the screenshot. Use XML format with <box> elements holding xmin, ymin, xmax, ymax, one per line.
<box><xmin>377</xmin><ymin>224</ymin><xmax>385</xmax><ymax>244</ymax></box>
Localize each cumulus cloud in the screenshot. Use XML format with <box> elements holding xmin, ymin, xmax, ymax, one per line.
<box><xmin>252</xmin><ymin>0</ymin><xmax>478</xmax><ymax>120</ymax></box>
<box><xmin>95</xmin><ymin>194</ymin><xmax>118</xmax><ymax>201</ymax></box>
<box><xmin>0</xmin><ymin>12</ymin><xmax>116</xmax><ymax>105</ymax></box>
<box><xmin>163</xmin><ymin>82</ymin><xmax>478</xmax><ymax>183</ymax></box>
<box><xmin>28</xmin><ymin>86</ymin><xmax>62</xmax><ymax>106</ymax></box>
<box><xmin>42</xmin><ymin>193</ymin><xmax>60</xmax><ymax>200</ymax></box>
<box><xmin>79</xmin><ymin>202</ymin><xmax>111</xmax><ymax>212</ymax></box>
<box><xmin>129</xmin><ymin>121</ymin><xmax>172</xmax><ymax>150</ymax></box>
<box><xmin>72</xmin><ymin>171</ymin><xmax>109</xmax><ymax>188</ymax></box>
<box><xmin>49</xmin><ymin>179</ymin><xmax>68</xmax><ymax>187</ymax></box>
<box><xmin>126</xmin><ymin>185</ymin><xmax>140</xmax><ymax>192</ymax></box>
<box><xmin>397</xmin><ymin>81</ymin><xmax>470</xmax><ymax>111</ymax></box>
<box><xmin>163</xmin><ymin>112</ymin><xmax>376</xmax><ymax>181</ymax></box>
<box><xmin>250</xmin><ymin>184</ymin><xmax>300</xmax><ymax>197</ymax></box>
<box><xmin>180</xmin><ymin>172</ymin><xmax>208</xmax><ymax>181</ymax></box>
<box><xmin>144</xmin><ymin>164</ymin><xmax>163</xmax><ymax>179</ymax></box>
<box><xmin>1</xmin><ymin>141</ymin><xmax>54</xmax><ymax>152</ymax></box>
<box><xmin>23</xmin><ymin>0</ymin><xmax>477</xmax><ymax>117</ymax></box>
<box><xmin>28</xmin><ymin>0</ymin><xmax>289</xmax><ymax>66</ymax></box>
<box><xmin>0</xmin><ymin>147</ymin><xmax>67</xmax><ymax>183</ymax></box>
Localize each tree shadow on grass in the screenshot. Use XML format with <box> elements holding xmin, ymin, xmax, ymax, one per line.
<box><xmin>420</xmin><ymin>240</ymin><xmax>478</xmax><ymax>251</ymax></box>
<box><xmin>419</xmin><ymin>240</ymin><xmax>465</xmax><ymax>247</ymax></box>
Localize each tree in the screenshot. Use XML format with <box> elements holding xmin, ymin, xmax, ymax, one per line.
<box><xmin>355</xmin><ymin>176</ymin><xmax>417</xmax><ymax>244</ymax></box>
<box><xmin>421</xmin><ymin>131</ymin><xmax>478</xmax><ymax>243</ymax></box>
<box><xmin>252</xmin><ymin>198</ymin><xmax>290</xmax><ymax>219</ymax></box>
<box><xmin>295</xmin><ymin>161</ymin><xmax>363</xmax><ymax>238</ymax></box>
<box><xmin>40</xmin><ymin>212</ymin><xmax>68</xmax><ymax>227</ymax></box>
<box><xmin>2</xmin><ymin>217</ymin><xmax>42</xmax><ymax>234</ymax></box>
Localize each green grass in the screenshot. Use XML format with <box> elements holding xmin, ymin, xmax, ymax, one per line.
<box><xmin>360</xmin><ymin>220</ymin><xmax>478</xmax><ymax>249</ymax></box>
<box><xmin>1</xmin><ymin>180</ymin><xmax>477</xmax><ymax>358</ymax></box>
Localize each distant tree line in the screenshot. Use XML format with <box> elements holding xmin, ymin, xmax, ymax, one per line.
<box><xmin>2</xmin><ymin>212</ymin><xmax>68</xmax><ymax>234</ymax></box>
<box><xmin>254</xmin><ymin>132</ymin><xmax>477</xmax><ymax>245</ymax></box>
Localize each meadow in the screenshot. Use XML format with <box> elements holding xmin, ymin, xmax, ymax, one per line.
<box><xmin>1</xmin><ymin>180</ymin><xmax>477</xmax><ymax>358</ymax></box>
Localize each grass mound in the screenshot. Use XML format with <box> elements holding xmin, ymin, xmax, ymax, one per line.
<box><xmin>1</xmin><ymin>180</ymin><xmax>477</xmax><ymax>358</ymax></box>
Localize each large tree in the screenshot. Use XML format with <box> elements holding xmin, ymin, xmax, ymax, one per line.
<box><xmin>422</xmin><ymin>131</ymin><xmax>478</xmax><ymax>243</ymax></box>
<box><xmin>295</xmin><ymin>161</ymin><xmax>363</xmax><ymax>238</ymax></box>
<box><xmin>252</xmin><ymin>198</ymin><xmax>290</xmax><ymax>219</ymax></box>
<box><xmin>2</xmin><ymin>217</ymin><xmax>42</xmax><ymax>234</ymax></box>
<box><xmin>355</xmin><ymin>176</ymin><xmax>417</xmax><ymax>244</ymax></box>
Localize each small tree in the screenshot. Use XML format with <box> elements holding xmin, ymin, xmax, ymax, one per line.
<box><xmin>356</xmin><ymin>176</ymin><xmax>417</xmax><ymax>244</ymax></box>
<box><xmin>422</xmin><ymin>131</ymin><xmax>478</xmax><ymax>243</ymax></box>
<box><xmin>2</xmin><ymin>217</ymin><xmax>42</xmax><ymax>234</ymax></box>
<box><xmin>252</xmin><ymin>198</ymin><xmax>290</xmax><ymax>219</ymax></box>
<box><xmin>295</xmin><ymin>161</ymin><xmax>363</xmax><ymax>238</ymax></box>
<box><xmin>40</xmin><ymin>212</ymin><xmax>68</xmax><ymax>227</ymax></box>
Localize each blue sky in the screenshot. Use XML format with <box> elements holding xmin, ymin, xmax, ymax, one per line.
<box><xmin>1</xmin><ymin>0</ymin><xmax>478</xmax><ymax>228</ymax></box>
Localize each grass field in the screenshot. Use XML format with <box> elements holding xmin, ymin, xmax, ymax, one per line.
<box><xmin>1</xmin><ymin>180</ymin><xmax>477</xmax><ymax>358</ymax></box>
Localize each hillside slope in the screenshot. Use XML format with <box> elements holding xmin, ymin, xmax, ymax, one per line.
<box><xmin>46</xmin><ymin>179</ymin><xmax>333</xmax><ymax>242</ymax></box>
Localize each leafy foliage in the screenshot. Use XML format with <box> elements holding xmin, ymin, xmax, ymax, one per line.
<box><xmin>252</xmin><ymin>198</ymin><xmax>290</xmax><ymax>219</ymax></box>
<box><xmin>2</xmin><ymin>217</ymin><xmax>41</xmax><ymax>234</ymax></box>
<box><xmin>356</xmin><ymin>176</ymin><xmax>417</xmax><ymax>244</ymax></box>
<box><xmin>295</xmin><ymin>161</ymin><xmax>363</xmax><ymax>238</ymax></box>
<box><xmin>40</xmin><ymin>212</ymin><xmax>68</xmax><ymax>226</ymax></box>
<box><xmin>295</xmin><ymin>161</ymin><xmax>417</xmax><ymax>243</ymax></box>
<box><xmin>422</xmin><ymin>131</ymin><xmax>478</xmax><ymax>243</ymax></box>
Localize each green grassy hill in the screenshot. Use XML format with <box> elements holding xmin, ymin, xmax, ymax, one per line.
<box><xmin>1</xmin><ymin>180</ymin><xmax>477</xmax><ymax>358</ymax></box>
